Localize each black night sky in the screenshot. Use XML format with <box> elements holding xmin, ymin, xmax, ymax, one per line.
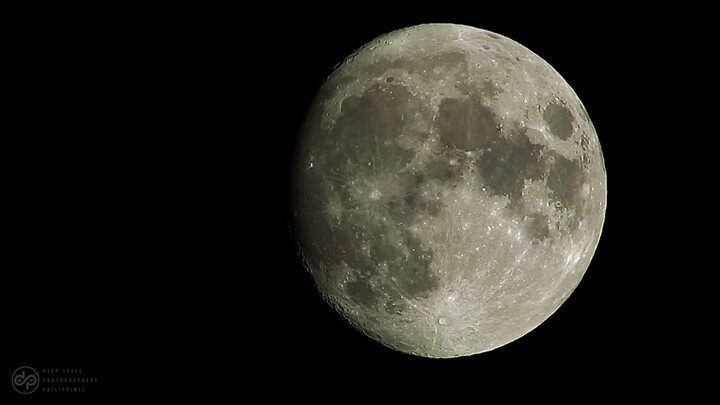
<box><xmin>3</xmin><ymin>4</ymin><xmax>708</xmax><ymax>401</ymax></box>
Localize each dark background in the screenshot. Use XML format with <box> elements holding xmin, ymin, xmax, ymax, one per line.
<box><xmin>3</xmin><ymin>4</ymin><xmax>708</xmax><ymax>400</ymax></box>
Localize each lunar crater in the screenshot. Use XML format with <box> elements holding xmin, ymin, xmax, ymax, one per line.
<box><xmin>543</xmin><ymin>101</ymin><xmax>575</xmax><ymax>141</ymax></box>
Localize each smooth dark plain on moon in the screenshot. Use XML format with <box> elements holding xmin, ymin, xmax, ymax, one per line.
<box><xmin>291</xmin><ymin>23</ymin><xmax>606</xmax><ymax>358</ymax></box>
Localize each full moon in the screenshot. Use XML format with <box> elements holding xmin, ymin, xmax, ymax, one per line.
<box><xmin>291</xmin><ymin>24</ymin><xmax>606</xmax><ymax>358</ymax></box>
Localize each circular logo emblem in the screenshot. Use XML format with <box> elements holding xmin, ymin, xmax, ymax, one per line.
<box><xmin>12</xmin><ymin>366</ymin><xmax>39</xmax><ymax>394</ymax></box>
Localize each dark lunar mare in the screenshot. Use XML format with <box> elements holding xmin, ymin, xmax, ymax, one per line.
<box><xmin>293</xmin><ymin>79</ymin><xmax>446</xmax><ymax>308</ymax></box>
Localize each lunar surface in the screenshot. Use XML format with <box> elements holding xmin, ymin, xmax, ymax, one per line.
<box><xmin>291</xmin><ymin>24</ymin><xmax>606</xmax><ymax>358</ymax></box>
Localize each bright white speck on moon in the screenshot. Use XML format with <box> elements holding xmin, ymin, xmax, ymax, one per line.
<box><xmin>292</xmin><ymin>24</ymin><xmax>606</xmax><ymax>358</ymax></box>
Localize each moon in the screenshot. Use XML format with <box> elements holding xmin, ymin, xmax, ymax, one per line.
<box><xmin>291</xmin><ymin>23</ymin><xmax>606</xmax><ymax>358</ymax></box>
